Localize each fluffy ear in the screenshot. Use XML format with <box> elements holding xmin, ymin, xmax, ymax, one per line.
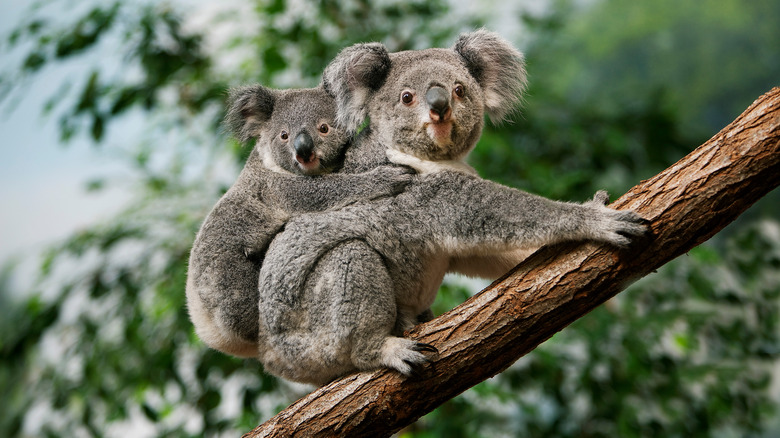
<box><xmin>322</xmin><ymin>42</ymin><xmax>391</xmax><ymax>133</ymax></box>
<box><xmin>453</xmin><ymin>29</ymin><xmax>527</xmax><ymax>124</ymax></box>
<box><xmin>224</xmin><ymin>85</ymin><xmax>276</xmax><ymax>142</ymax></box>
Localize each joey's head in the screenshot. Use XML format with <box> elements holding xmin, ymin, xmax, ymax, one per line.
<box><xmin>323</xmin><ymin>29</ymin><xmax>527</xmax><ymax>162</ymax></box>
<box><xmin>225</xmin><ymin>85</ymin><xmax>349</xmax><ymax>175</ymax></box>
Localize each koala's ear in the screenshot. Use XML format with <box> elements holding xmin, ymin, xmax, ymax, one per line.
<box><xmin>453</xmin><ymin>29</ymin><xmax>527</xmax><ymax>124</ymax></box>
<box><xmin>322</xmin><ymin>42</ymin><xmax>391</xmax><ymax>133</ymax></box>
<box><xmin>224</xmin><ymin>85</ymin><xmax>276</xmax><ymax>142</ymax></box>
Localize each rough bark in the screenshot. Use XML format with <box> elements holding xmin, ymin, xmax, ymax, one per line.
<box><xmin>244</xmin><ymin>87</ymin><xmax>780</xmax><ymax>438</ymax></box>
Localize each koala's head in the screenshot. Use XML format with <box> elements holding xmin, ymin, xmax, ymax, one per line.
<box><xmin>225</xmin><ymin>86</ymin><xmax>350</xmax><ymax>175</ymax></box>
<box><xmin>322</xmin><ymin>29</ymin><xmax>526</xmax><ymax>162</ymax></box>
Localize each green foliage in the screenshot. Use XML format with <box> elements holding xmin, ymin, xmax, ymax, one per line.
<box><xmin>473</xmin><ymin>87</ymin><xmax>690</xmax><ymax>200</ymax></box>
<box><xmin>2</xmin><ymin>0</ymin><xmax>779</xmax><ymax>437</ymax></box>
<box><xmin>246</xmin><ymin>0</ymin><xmax>460</xmax><ymax>87</ymax></box>
<box><xmin>4</xmin><ymin>2</ymin><xmax>216</xmax><ymax>143</ymax></box>
<box><xmin>523</xmin><ymin>0</ymin><xmax>780</xmax><ymax>140</ymax></box>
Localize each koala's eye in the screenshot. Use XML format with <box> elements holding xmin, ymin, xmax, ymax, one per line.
<box><xmin>401</xmin><ymin>91</ymin><xmax>414</xmax><ymax>105</ymax></box>
<box><xmin>454</xmin><ymin>84</ymin><xmax>465</xmax><ymax>98</ymax></box>
<box><xmin>280</xmin><ymin>130</ymin><xmax>289</xmax><ymax>140</ymax></box>
<box><xmin>318</xmin><ymin>123</ymin><xmax>330</xmax><ymax>134</ymax></box>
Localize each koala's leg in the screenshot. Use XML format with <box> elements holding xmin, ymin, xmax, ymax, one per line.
<box><xmin>186</xmin><ymin>274</ymin><xmax>259</xmax><ymax>358</ymax></box>
<box><xmin>187</xmin><ymin>242</ymin><xmax>266</xmax><ymax>358</ymax></box>
<box><xmin>259</xmin><ymin>240</ymin><xmax>360</xmax><ymax>384</ymax></box>
<box><xmin>329</xmin><ymin>240</ymin><xmax>436</xmax><ymax>375</ymax></box>
<box><xmin>260</xmin><ymin>238</ymin><xmax>435</xmax><ymax>384</ymax></box>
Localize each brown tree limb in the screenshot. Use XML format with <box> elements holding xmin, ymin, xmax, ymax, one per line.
<box><xmin>244</xmin><ymin>87</ymin><xmax>780</xmax><ymax>438</ymax></box>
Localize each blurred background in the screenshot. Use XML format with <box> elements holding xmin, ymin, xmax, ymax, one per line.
<box><xmin>1</xmin><ymin>0</ymin><xmax>779</xmax><ymax>436</ymax></box>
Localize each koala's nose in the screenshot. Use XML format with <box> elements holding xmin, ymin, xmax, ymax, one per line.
<box><xmin>294</xmin><ymin>131</ymin><xmax>315</xmax><ymax>163</ymax></box>
<box><xmin>425</xmin><ymin>86</ymin><xmax>451</xmax><ymax>121</ymax></box>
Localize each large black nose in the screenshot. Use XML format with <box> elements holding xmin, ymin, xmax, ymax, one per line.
<box><xmin>425</xmin><ymin>86</ymin><xmax>450</xmax><ymax>119</ymax></box>
<box><xmin>294</xmin><ymin>132</ymin><xmax>315</xmax><ymax>163</ymax></box>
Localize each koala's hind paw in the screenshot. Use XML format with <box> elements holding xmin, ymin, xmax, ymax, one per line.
<box><xmin>380</xmin><ymin>337</ymin><xmax>437</xmax><ymax>376</ymax></box>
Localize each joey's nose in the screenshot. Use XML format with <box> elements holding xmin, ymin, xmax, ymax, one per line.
<box><xmin>425</xmin><ymin>87</ymin><xmax>450</xmax><ymax>121</ymax></box>
<box><xmin>294</xmin><ymin>132</ymin><xmax>315</xmax><ymax>163</ymax></box>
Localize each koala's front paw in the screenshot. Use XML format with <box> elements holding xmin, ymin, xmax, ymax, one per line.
<box><xmin>585</xmin><ymin>190</ymin><xmax>648</xmax><ymax>247</ymax></box>
<box><xmin>367</xmin><ymin>165</ymin><xmax>416</xmax><ymax>197</ymax></box>
<box><xmin>380</xmin><ymin>337</ymin><xmax>437</xmax><ymax>376</ymax></box>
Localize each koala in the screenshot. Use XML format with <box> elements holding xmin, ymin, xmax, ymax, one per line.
<box><xmin>185</xmin><ymin>85</ymin><xmax>412</xmax><ymax>358</ymax></box>
<box><xmin>255</xmin><ymin>30</ymin><xmax>647</xmax><ymax>385</ymax></box>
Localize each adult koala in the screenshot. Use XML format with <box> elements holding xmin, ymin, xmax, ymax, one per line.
<box><xmin>186</xmin><ymin>86</ymin><xmax>411</xmax><ymax>359</ymax></box>
<box><xmin>257</xmin><ymin>30</ymin><xmax>646</xmax><ymax>385</ymax></box>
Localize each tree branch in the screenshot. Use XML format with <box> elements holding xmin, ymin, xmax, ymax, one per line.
<box><xmin>244</xmin><ymin>87</ymin><xmax>780</xmax><ymax>438</ymax></box>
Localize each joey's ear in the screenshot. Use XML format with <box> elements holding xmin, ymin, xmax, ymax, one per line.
<box><xmin>453</xmin><ymin>29</ymin><xmax>527</xmax><ymax>124</ymax></box>
<box><xmin>224</xmin><ymin>85</ymin><xmax>276</xmax><ymax>142</ymax></box>
<box><xmin>322</xmin><ymin>42</ymin><xmax>391</xmax><ymax>133</ymax></box>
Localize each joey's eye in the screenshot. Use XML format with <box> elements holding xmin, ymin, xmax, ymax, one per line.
<box><xmin>280</xmin><ymin>130</ymin><xmax>289</xmax><ymax>140</ymax></box>
<box><xmin>454</xmin><ymin>84</ymin><xmax>464</xmax><ymax>98</ymax></box>
<box><xmin>318</xmin><ymin>123</ymin><xmax>329</xmax><ymax>134</ymax></box>
<box><xmin>401</xmin><ymin>91</ymin><xmax>414</xmax><ymax>105</ymax></box>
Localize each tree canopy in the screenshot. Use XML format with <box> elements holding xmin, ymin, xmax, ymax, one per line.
<box><xmin>1</xmin><ymin>0</ymin><xmax>779</xmax><ymax>437</ymax></box>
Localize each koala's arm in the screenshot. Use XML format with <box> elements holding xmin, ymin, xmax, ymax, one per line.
<box><xmin>264</xmin><ymin>165</ymin><xmax>413</xmax><ymax>213</ymax></box>
<box><xmin>410</xmin><ymin>172</ymin><xmax>647</xmax><ymax>273</ymax></box>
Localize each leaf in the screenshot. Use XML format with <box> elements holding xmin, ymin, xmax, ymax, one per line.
<box><xmin>22</xmin><ymin>51</ymin><xmax>46</xmax><ymax>72</ymax></box>
<box><xmin>91</xmin><ymin>113</ymin><xmax>105</xmax><ymax>141</ymax></box>
<box><xmin>85</xmin><ymin>179</ymin><xmax>105</xmax><ymax>192</ymax></box>
<box><xmin>54</xmin><ymin>5</ymin><xmax>119</xmax><ymax>59</ymax></box>
<box><xmin>76</xmin><ymin>71</ymin><xmax>100</xmax><ymax>113</ymax></box>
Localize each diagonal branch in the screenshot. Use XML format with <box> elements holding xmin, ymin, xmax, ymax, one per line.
<box><xmin>244</xmin><ymin>87</ymin><xmax>780</xmax><ymax>438</ymax></box>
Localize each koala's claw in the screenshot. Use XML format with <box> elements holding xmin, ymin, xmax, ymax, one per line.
<box><xmin>412</xmin><ymin>342</ymin><xmax>439</xmax><ymax>354</ymax></box>
<box><xmin>403</xmin><ymin>344</ymin><xmax>437</xmax><ymax>378</ymax></box>
<box><xmin>583</xmin><ymin>191</ymin><xmax>649</xmax><ymax>247</ymax></box>
<box><xmin>380</xmin><ymin>337</ymin><xmax>437</xmax><ymax>376</ymax></box>
<box><xmin>602</xmin><ymin>211</ymin><xmax>649</xmax><ymax>247</ymax></box>
<box><xmin>617</xmin><ymin>211</ymin><xmax>649</xmax><ymax>234</ymax></box>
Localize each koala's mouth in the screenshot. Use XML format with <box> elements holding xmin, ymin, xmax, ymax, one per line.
<box><xmin>425</xmin><ymin>121</ymin><xmax>453</xmax><ymax>146</ymax></box>
<box><xmin>295</xmin><ymin>154</ymin><xmax>322</xmax><ymax>174</ymax></box>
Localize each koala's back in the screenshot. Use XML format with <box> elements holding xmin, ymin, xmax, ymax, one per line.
<box><xmin>187</xmin><ymin>163</ymin><xmax>290</xmax><ymax>354</ymax></box>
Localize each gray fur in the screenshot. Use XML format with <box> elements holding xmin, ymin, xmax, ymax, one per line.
<box><xmin>256</xmin><ymin>30</ymin><xmax>647</xmax><ymax>385</ymax></box>
<box><xmin>322</xmin><ymin>42</ymin><xmax>392</xmax><ymax>133</ymax></box>
<box><xmin>186</xmin><ymin>85</ymin><xmax>412</xmax><ymax>358</ymax></box>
